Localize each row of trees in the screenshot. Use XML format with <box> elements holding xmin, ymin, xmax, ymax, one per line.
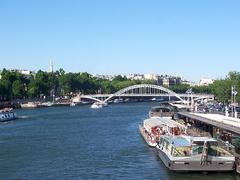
<box><xmin>210</xmin><ymin>71</ymin><xmax>240</xmax><ymax>103</ymax></box>
<box><xmin>0</xmin><ymin>68</ymin><xmax>239</xmax><ymax>104</ymax></box>
<box><xmin>169</xmin><ymin>71</ymin><xmax>240</xmax><ymax>104</ymax></box>
<box><xmin>0</xmin><ymin>68</ymin><xmax>154</xmax><ymax>101</ymax></box>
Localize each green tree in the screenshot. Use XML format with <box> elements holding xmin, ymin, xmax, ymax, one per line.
<box><xmin>192</xmin><ymin>85</ymin><xmax>212</xmax><ymax>94</ymax></box>
<box><xmin>12</xmin><ymin>80</ymin><xmax>25</xmax><ymax>98</ymax></box>
<box><xmin>34</xmin><ymin>70</ymin><xmax>51</xmax><ymax>96</ymax></box>
<box><xmin>212</xmin><ymin>79</ymin><xmax>232</xmax><ymax>103</ymax></box>
<box><xmin>27</xmin><ymin>81</ymin><xmax>39</xmax><ymax>98</ymax></box>
<box><xmin>59</xmin><ymin>73</ymin><xmax>75</xmax><ymax>95</ymax></box>
<box><xmin>0</xmin><ymin>79</ymin><xmax>11</xmax><ymax>100</ymax></box>
<box><xmin>169</xmin><ymin>84</ymin><xmax>190</xmax><ymax>93</ymax></box>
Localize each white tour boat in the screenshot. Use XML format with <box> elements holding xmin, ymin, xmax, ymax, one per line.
<box><xmin>70</xmin><ymin>102</ymin><xmax>76</xmax><ymax>107</ymax></box>
<box><xmin>0</xmin><ymin>108</ymin><xmax>17</xmax><ymax>122</ymax></box>
<box><xmin>90</xmin><ymin>100</ymin><xmax>108</xmax><ymax>109</ymax></box>
<box><xmin>156</xmin><ymin>135</ymin><xmax>235</xmax><ymax>171</ymax></box>
<box><xmin>139</xmin><ymin>117</ymin><xmax>187</xmax><ymax>147</ymax></box>
<box><xmin>20</xmin><ymin>102</ymin><xmax>38</xmax><ymax>108</ymax></box>
<box><xmin>91</xmin><ymin>102</ymin><xmax>103</xmax><ymax>109</ymax></box>
<box><xmin>149</xmin><ymin>106</ymin><xmax>175</xmax><ymax>118</ymax></box>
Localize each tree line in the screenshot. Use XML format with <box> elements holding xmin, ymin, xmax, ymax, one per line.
<box><xmin>0</xmin><ymin>68</ymin><xmax>239</xmax><ymax>104</ymax></box>
<box><xmin>170</xmin><ymin>71</ymin><xmax>240</xmax><ymax>104</ymax></box>
<box><xmin>0</xmin><ymin>68</ymin><xmax>154</xmax><ymax>101</ymax></box>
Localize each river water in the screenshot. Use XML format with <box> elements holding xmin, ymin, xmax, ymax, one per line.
<box><xmin>0</xmin><ymin>102</ymin><xmax>238</xmax><ymax>179</ymax></box>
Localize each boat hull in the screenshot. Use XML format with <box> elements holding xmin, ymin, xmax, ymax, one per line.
<box><xmin>0</xmin><ymin>112</ymin><xmax>16</xmax><ymax>122</ymax></box>
<box><xmin>91</xmin><ymin>104</ymin><xmax>103</xmax><ymax>109</ymax></box>
<box><xmin>157</xmin><ymin>147</ymin><xmax>235</xmax><ymax>172</ymax></box>
<box><xmin>139</xmin><ymin>124</ymin><xmax>157</xmax><ymax>148</ymax></box>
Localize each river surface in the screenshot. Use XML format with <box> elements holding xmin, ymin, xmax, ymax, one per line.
<box><xmin>0</xmin><ymin>102</ymin><xmax>238</xmax><ymax>179</ymax></box>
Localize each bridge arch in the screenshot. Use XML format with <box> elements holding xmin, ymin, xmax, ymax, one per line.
<box><xmin>103</xmin><ymin>84</ymin><xmax>185</xmax><ymax>103</ymax></box>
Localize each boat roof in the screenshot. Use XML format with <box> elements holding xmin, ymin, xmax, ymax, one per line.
<box><xmin>191</xmin><ymin>136</ymin><xmax>216</xmax><ymax>142</ymax></box>
<box><xmin>143</xmin><ymin>117</ymin><xmax>185</xmax><ymax>128</ymax></box>
<box><xmin>172</xmin><ymin>137</ymin><xmax>191</xmax><ymax>147</ymax></box>
<box><xmin>162</xmin><ymin>136</ymin><xmax>191</xmax><ymax>147</ymax></box>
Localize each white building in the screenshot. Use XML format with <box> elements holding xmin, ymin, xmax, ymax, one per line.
<box><xmin>199</xmin><ymin>78</ymin><xmax>214</xmax><ymax>86</ymax></box>
<box><xmin>126</xmin><ymin>74</ymin><xmax>144</xmax><ymax>80</ymax></box>
<box><xmin>19</xmin><ymin>69</ymin><xmax>32</xmax><ymax>75</ymax></box>
<box><xmin>144</xmin><ymin>74</ymin><xmax>158</xmax><ymax>81</ymax></box>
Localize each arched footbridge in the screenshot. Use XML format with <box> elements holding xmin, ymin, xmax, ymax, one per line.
<box><xmin>79</xmin><ymin>84</ymin><xmax>214</xmax><ymax>104</ymax></box>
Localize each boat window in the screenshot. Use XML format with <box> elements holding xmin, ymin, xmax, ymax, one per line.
<box><xmin>162</xmin><ymin>139</ymin><xmax>172</xmax><ymax>153</ymax></box>
<box><xmin>192</xmin><ymin>141</ymin><xmax>204</xmax><ymax>155</ymax></box>
<box><xmin>208</xmin><ymin>141</ymin><xmax>234</xmax><ymax>157</ymax></box>
<box><xmin>165</xmin><ymin>141</ymin><xmax>170</xmax><ymax>151</ymax></box>
<box><xmin>171</xmin><ymin>146</ymin><xmax>174</xmax><ymax>156</ymax></box>
<box><xmin>193</xmin><ymin>141</ymin><xmax>204</xmax><ymax>146</ymax></box>
<box><xmin>162</xmin><ymin>139</ymin><xmax>167</xmax><ymax>148</ymax></box>
<box><xmin>173</xmin><ymin>147</ymin><xmax>192</xmax><ymax>157</ymax></box>
<box><xmin>162</xmin><ymin>108</ymin><xmax>170</xmax><ymax>112</ymax></box>
<box><xmin>192</xmin><ymin>146</ymin><xmax>203</xmax><ymax>155</ymax></box>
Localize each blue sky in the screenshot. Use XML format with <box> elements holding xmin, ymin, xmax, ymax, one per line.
<box><xmin>0</xmin><ymin>0</ymin><xmax>240</xmax><ymax>81</ymax></box>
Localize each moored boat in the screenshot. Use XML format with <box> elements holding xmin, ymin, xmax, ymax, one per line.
<box><xmin>113</xmin><ymin>98</ymin><xmax>123</xmax><ymax>104</ymax></box>
<box><xmin>90</xmin><ymin>101</ymin><xmax>108</xmax><ymax>109</ymax></box>
<box><xmin>20</xmin><ymin>102</ymin><xmax>38</xmax><ymax>108</ymax></box>
<box><xmin>40</xmin><ymin>101</ymin><xmax>54</xmax><ymax>107</ymax></box>
<box><xmin>139</xmin><ymin>117</ymin><xmax>187</xmax><ymax>147</ymax></box>
<box><xmin>70</xmin><ymin>102</ymin><xmax>76</xmax><ymax>106</ymax></box>
<box><xmin>0</xmin><ymin>108</ymin><xmax>17</xmax><ymax>122</ymax></box>
<box><xmin>90</xmin><ymin>102</ymin><xmax>102</xmax><ymax>109</ymax></box>
<box><xmin>149</xmin><ymin>106</ymin><xmax>175</xmax><ymax>118</ymax></box>
<box><xmin>156</xmin><ymin>135</ymin><xmax>235</xmax><ymax>171</ymax></box>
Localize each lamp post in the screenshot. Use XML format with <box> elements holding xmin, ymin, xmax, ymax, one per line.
<box><xmin>232</xmin><ymin>85</ymin><xmax>238</xmax><ymax>118</ymax></box>
<box><xmin>186</xmin><ymin>88</ymin><xmax>192</xmax><ymax>110</ymax></box>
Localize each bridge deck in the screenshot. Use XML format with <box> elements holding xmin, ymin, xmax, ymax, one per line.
<box><xmin>178</xmin><ymin>112</ymin><xmax>240</xmax><ymax>135</ymax></box>
<box><xmin>87</xmin><ymin>93</ymin><xmax>214</xmax><ymax>98</ymax></box>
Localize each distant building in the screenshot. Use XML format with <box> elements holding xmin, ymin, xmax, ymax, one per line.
<box><xmin>162</xmin><ymin>77</ymin><xmax>169</xmax><ymax>87</ymax></box>
<box><xmin>156</xmin><ymin>75</ymin><xmax>182</xmax><ymax>87</ymax></box>
<box><xmin>93</xmin><ymin>74</ymin><xmax>114</xmax><ymax>81</ymax></box>
<box><xmin>199</xmin><ymin>78</ymin><xmax>214</xmax><ymax>86</ymax></box>
<box><xmin>126</xmin><ymin>74</ymin><xmax>144</xmax><ymax>80</ymax></box>
<box><xmin>126</xmin><ymin>73</ymin><xmax>182</xmax><ymax>87</ymax></box>
<box><xmin>19</xmin><ymin>69</ymin><xmax>33</xmax><ymax>75</ymax></box>
<box><xmin>8</xmin><ymin>69</ymin><xmax>35</xmax><ymax>76</ymax></box>
<box><xmin>144</xmin><ymin>74</ymin><xmax>158</xmax><ymax>81</ymax></box>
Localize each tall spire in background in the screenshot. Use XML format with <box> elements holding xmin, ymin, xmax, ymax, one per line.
<box><xmin>49</xmin><ymin>59</ymin><xmax>53</xmax><ymax>73</ymax></box>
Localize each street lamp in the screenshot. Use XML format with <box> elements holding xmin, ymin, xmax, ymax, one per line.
<box><xmin>186</xmin><ymin>88</ymin><xmax>192</xmax><ymax>109</ymax></box>
<box><xmin>232</xmin><ymin>85</ymin><xmax>238</xmax><ymax>118</ymax></box>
